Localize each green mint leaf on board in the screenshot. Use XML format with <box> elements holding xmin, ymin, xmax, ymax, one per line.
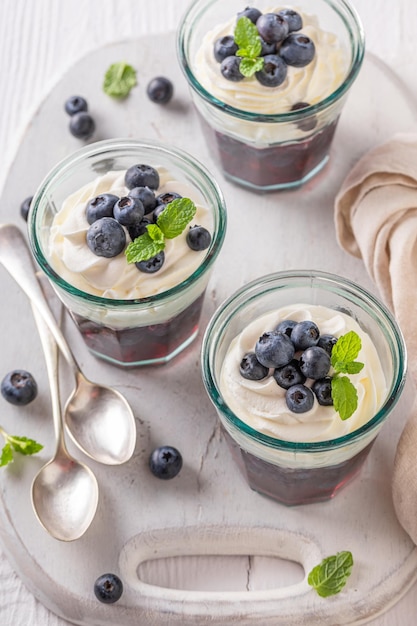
<box><xmin>157</xmin><ymin>198</ymin><xmax>197</xmax><ymax>239</ymax></box>
<box><xmin>308</xmin><ymin>551</ymin><xmax>353</xmax><ymax>597</ymax></box>
<box><xmin>103</xmin><ymin>62</ymin><xmax>137</xmax><ymax>98</ymax></box>
<box><xmin>0</xmin><ymin>426</ymin><xmax>43</xmax><ymax>467</ymax></box>
<box><xmin>331</xmin><ymin>330</ymin><xmax>362</xmax><ymax>368</ymax></box>
<box><xmin>234</xmin><ymin>17</ymin><xmax>262</xmax><ymax>59</ymax></box>
<box><xmin>125</xmin><ymin>228</ymin><xmax>165</xmax><ymax>264</ymax></box>
<box><xmin>239</xmin><ymin>57</ymin><xmax>264</xmax><ymax>78</ymax></box>
<box><xmin>331</xmin><ymin>376</ymin><xmax>358</xmax><ymax>421</ymax></box>
<box><xmin>0</xmin><ymin>443</ymin><xmax>13</xmax><ymax>467</ymax></box>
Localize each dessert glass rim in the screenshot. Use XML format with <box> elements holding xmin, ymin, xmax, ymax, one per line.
<box><xmin>28</xmin><ymin>137</ymin><xmax>227</xmax><ymax>308</ymax></box>
<box><xmin>177</xmin><ymin>0</ymin><xmax>366</xmax><ymax>123</ymax></box>
<box><xmin>201</xmin><ymin>269</ymin><xmax>407</xmax><ymax>452</ymax></box>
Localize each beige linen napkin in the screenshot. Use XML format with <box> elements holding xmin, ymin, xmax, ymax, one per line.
<box><xmin>335</xmin><ymin>132</ymin><xmax>417</xmax><ymax>545</ymax></box>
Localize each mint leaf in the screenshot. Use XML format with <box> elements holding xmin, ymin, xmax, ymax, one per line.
<box><xmin>157</xmin><ymin>198</ymin><xmax>197</xmax><ymax>239</ymax></box>
<box><xmin>0</xmin><ymin>443</ymin><xmax>13</xmax><ymax>467</ymax></box>
<box><xmin>331</xmin><ymin>330</ymin><xmax>362</xmax><ymax>367</ymax></box>
<box><xmin>146</xmin><ymin>223</ymin><xmax>165</xmax><ymax>244</ymax></box>
<box><xmin>8</xmin><ymin>435</ymin><xmax>43</xmax><ymax>456</ymax></box>
<box><xmin>234</xmin><ymin>17</ymin><xmax>262</xmax><ymax>58</ymax></box>
<box><xmin>331</xmin><ymin>376</ymin><xmax>358</xmax><ymax>421</ymax></box>
<box><xmin>240</xmin><ymin>57</ymin><xmax>264</xmax><ymax>77</ymax></box>
<box><xmin>308</xmin><ymin>551</ymin><xmax>354</xmax><ymax>597</ymax></box>
<box><xmin>103</xmin><ymin>62</ymin><xmax>137</xmax><ymax>99</ymax></box>
<box><xmin>125</xmin><ymin>228</ymin><xmax>165</xmax><ymax>264</ymax></box>
<box><xmin>332</xmin><ymin>361</ymin><xmax>364</xmax><ymax>375</ymax></box>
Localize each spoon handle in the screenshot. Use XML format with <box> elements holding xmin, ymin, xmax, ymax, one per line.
<box><xmin>0</xmin><ymin>223</ymin><xmax>79</xmax><ymax>377</ymax></box>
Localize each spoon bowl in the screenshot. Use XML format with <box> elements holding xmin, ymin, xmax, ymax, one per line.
<box><xmin>0</xmin><ymin>223</ymin><xmax>136</xmax><ymax>465</ymax></box>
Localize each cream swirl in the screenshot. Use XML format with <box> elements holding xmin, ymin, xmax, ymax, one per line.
<box><xmin>48</xmin><ymin>168</ymin><xmax>212</xmax><ymax>299</ymax></box>
<box><xmin>219</xmin><ymin>304</ymin><xmax>387</xmax><ymax>443</ymax></box>
<box><xmin>194</xmin><ymin>7</ymin><xmax>348</xmax><ymax>114</ymax></box>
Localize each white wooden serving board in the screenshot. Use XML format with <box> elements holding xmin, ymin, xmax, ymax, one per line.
<box><xmin>0</xmin><ymin>33</ymin><xmax>417</xmax><ymax>626</ymax></box>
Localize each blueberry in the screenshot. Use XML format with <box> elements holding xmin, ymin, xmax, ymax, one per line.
<box><xmin>69</xmin><ymin>111</ymin><xmax>95</xmax><ymax>139</ymax></box>
<box><xmin>286</xmin><ymin>384</ymin><xmax>314</xmax><ymax>413</ymax></box>
<box><xmin>129</xmin><ymin>186</ymin><xmax>157</xmax><ymax>214</ymax></box>
<box><xmin>86</xmin><ymin>193</ymin><xmax>119</xmax><ymax>224</ymax></box>
<box><xmin>256</xmin><ymin>13</ymin><xmax>289</xmax><ymax>44</ymax></box>
<box><xmin>239</xmin><ymin>352</ymin><xmax>269</xmax><ymax>381</ymax></box>
<box><xmin>113</xmin><ymin>196</ymin><xmax>145</xmax><ymax>227</ymax></box>
<box><xmin>149</xmin><ymin>445</ymin><xmax>183</xmax><ymax>479</ymax></box>
<box><xmin>214</xmin><ymin>36</ymin><xmax>238</xmax><ymax>63</ymax></box>
<box><xmin>312</xmin><ymin>377</ymin><xmax>333</xmax><ymax>406</ymax></box>
<box><xmin>255</xmin><ymin>54</ymin><xmax>287</xmax><ymax>87</ymax></box>
<box><xmin>64</xmin><ymin>95</ymin><xmax>88</xmax><ymax>116</ymax></box>
<box><xmin>278</xmin><ymin>9</ymin><xmax>303</xmax><ymax>32</ymax></box>
<box><xmin>273</xmin><ymin>359</ymin><xmax>306</xmax><ymax>390</ymax></box>
<box><xmin>156</xmin><ymin>191</ymin><xmax>182</xmax><ymax>206</ymax></box>
<box><xmin>290</xmin><ymin>102</ymin><xmax>317</xmax><ymax>132</ymax></box>
<box><xmin>94</xmin><ymin>573</ymin><xmax>123</xmax><ymax>604</ymax></box>
<box><xmin>290</xmin><ymin>320</ymin><xmax>320</xmax><ymax>350</ymax></box>
<box><xmin>237</xmin><ymin>7</ymin><xmax>262</xmax><ymax>24</ymax></box>
<box><xmin>20</xmin><ymin>196</ymin><xmax>33</xmax><ymax>221</ymax></box>
<box><xmin>186</xmin><ymin>225</ymin><xmax>211</xmax><ymax>251</ymax></box>
<box><xmin>259</xmin><ymin>37</ymin><xmax>277</xmax><ymax>56</ymax></box>
<box><xmin>86</xmin><ymin>217</ymin><xmax>126</xmax><ymax>258</ymax></box>
<box><xmin>135</xmin><ymin>251</ymin><xmax>165</xmax><ymax>273</ymax></box>
<box><xmin>299</xmin><ymin>346</ymin><xmax>331</xmax><ymax>380</ymax></box>
<box><xmin>255</xmin><ymin>331</ymin><xmax>295</xmax><ymax>368</ymax></box>
<box><xmin>146</xmin><ymin>76</ymin><xmax>174</xmax><ymax>104</ymax></box>
<box><xmin>125</xmin><ymin>164</ymin><xmax>160</xmax><ymax>190</ymax></box>
<box><xmin>317</xmin><ymin>334</ymin><xmax>338</xmax><ymax>356</ymax></box>
<box><xmin>1</xmin><ymin>370</ymin><xmax>38</xmax><ymax>406</ymax></box>
<box><xmin>279</xmin><ymin>33</ymin><xmax>316</xmax><ymax>68</ymax></box>
<box><xmin>128</xmin><ymin>217</ymin><xmax>152</xmax><ymax>241</ymax></box>
<box><xmin>220</xmin><ymin>56</ymin><xmax>244</xmax><ymax>82</ymax></box>
<box><xmin>274</xmin><ymin>319</ymin><xmax>297</xmax><ymax>338</ymax></box>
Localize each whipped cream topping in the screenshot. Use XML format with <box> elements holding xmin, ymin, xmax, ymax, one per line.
<box><xmin>219</xmin><ymin>304</ymin><xmax>387</xmax><ymax>444</ymax></box>
<box><xmin>193</xmin><ymin>7</ymin><xmax>348</xmax><ymax>114</ymax></box>
<box><xmin>48</xmin><ymin>168</ymin><xmax>213</xmax><ymax>300</ymax></box>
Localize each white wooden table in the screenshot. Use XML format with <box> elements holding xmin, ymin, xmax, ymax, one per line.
<box><xmin>1</xmin><ymin>1</ymin><xmax>417</xmax><ymax>624</ymax></box>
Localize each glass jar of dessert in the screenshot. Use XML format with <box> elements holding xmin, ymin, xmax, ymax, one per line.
<box><xmin>177</xmin><ymin>0</ymin><xmax>365</xmax><ymax>191</ymax></box>
<box><xmin>201</xmin><ymin>270</ymin><xmax>407</xmax><ymax>505</ymax></box>
<box><xmin>28</xmin><ymin>139</ymin><xmax>227</xmax><ymax>367</ymax></box>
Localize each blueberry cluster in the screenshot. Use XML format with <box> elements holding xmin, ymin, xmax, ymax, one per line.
<box><xmin>239</xmin><ymin>319</ymin><xmax>338</xmax><ymax>414</ymax></box>
<box><xmin>64</xmin><ymin>95</ymin><xmax>95</xmax><ymax>140</ymax></box>
<box><xmin>214</xmin><ymin>7</ymin><xmax>315</xmax><ymax>88</ymax></box>
<box><xmin>85</xmin><ymin>164</ymin><xmax>211</xmax><ymax>273</ymax></box>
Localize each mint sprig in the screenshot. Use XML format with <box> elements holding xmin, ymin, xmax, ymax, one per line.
<box><xmin>234</xmin><ymin>17</ymin><xmax>264</xmax><ymax>77</ymax></box>
<box><xmin>308</xmin><ymin>551</ymin><xmax>354</xmax><ymax>597</ymax></box>
<box><xmin>125</xmin><ymin>197</ymin><xmax>197</xmax><ymax>264</ymax></box>
<box><xmin>331</xmin><ymin>331</ymin><xmax>364</xmax><ymax>421</ymax></box>
<box><xmin>103</xmin><ymin>62</ymin><xmax>137</xmax><ymax>99</ymax></box>
<box><xmin>0</xmin><ymin>425</ymin><xmax>43</xmax><ymax>467</ymax></box>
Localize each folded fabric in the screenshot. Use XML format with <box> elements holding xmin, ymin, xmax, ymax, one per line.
<box><xmin>335</xmin><ymin>132</ymin><xmax>417</xmax><ymax>545</ymax></box>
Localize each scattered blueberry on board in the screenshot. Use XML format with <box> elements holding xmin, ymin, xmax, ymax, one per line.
<box><xmin>20</xmin><ymin>196</ymin><xmax>33</xmax><ymax>221</ymax></box>
<box><xmin>94</xmin><ymin>573</ymin><xmax>123</xmax><ymax>604</ymax></box>
<box><xmin>1</xmin><ymin>370</ymin><xmax>38</xmax><ymax>406</ymax></box>
<box><xmin>64</xmin><ymin>95</ymin><xmax>95</xmax><ymax>140</ymax></box>
<box><xmin>149</xmin><ymin>445</ymin><xmax>183</xmax><ymax>479</ymax></box>
<box><xmin>146</xmin><ymin>76</ymin><xmax>174</xmax><ymax>104</ymax></box>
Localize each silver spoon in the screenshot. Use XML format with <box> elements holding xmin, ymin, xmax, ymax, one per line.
<box><xmin>31</xmin><ymin>306</ymin><xmax>99</xmax><ymax>541</ymax></box>
<box><xmin>0</xmin><ymin>223</ymin><xmax>136</xmax><ymax>465</ymax></box>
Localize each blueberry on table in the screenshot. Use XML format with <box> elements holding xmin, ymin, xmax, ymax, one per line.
<box><xmin>220</xmin><ymin>56</ymin><xmax>244</xmax><ymax>82</ymax></box>
<box><xmin>113</xmin><ymin>196</ymin><xmax>145</xmax><ymax>227</ymax></box>
<box><xmin>299</xmin><ymin>346</ymin><xmax>331</xmax><ymax>380</ymax></box>
<box><xmin>186</xmin><ymin>225</ymin><xmax>211</xmax><ymax>251</ymax></box>
<box><xmin>125</xmin><ymin>164</ymin><xmax>160</xmax><ymax>190</ymax></box>
<box><xmin>20</xmin><ymin>196</ymin><xmax>33</xmax><ymax>221</ymax></box>
<box><xmin>286</xmin><ymin>384</ymin><xmax>315</xmax><ymax>413</ymax></box>
<box><xmin>256</xmin><ymin>13</ymin><xmax>289</xmax><ymax>44</ymax></box>
<box><xmin>255</xmin><ymin>54</ymin><xmax>287</xmax><ymax>87</ymax></box>
<box><xmin>255</xmin><ymin>330</ymin><xmax>295</xmax><ymax>368</ymax></box>
<box><xmin>69</xmin><ymin>111</ymin><xmax>95</xmax><ymax>139</ymax></box>
<box><xmin>94</xmin><ymin>573</ymin><xmax>123</xmax><ymax>604</ymax></box>
<box><xmin>86</xmin><ymin>217</ymin><xmax>126</xmax><ymax>258</ymax></box>
<box><xmin>129</xmin><ymin>186</ymin><xmax>157</xmax><ymax>214</ymax></box>
<box><xmin>239</xmin><ymin>352</ymin><xmax>269</xmax><ymax>381</ymax></box>
<box><xmin>278</xmin><ymin>9</ymin><xmax>303</xmax><ymax>33</ymax></box>
<box><xmin>312</xmin><ymin>377</ymin><xmax>333</xmax><ymax>406</ymax></box>
<box><xmin>64</xmin><ymin>95</ymin><xmax>88</xmax><ymax>116</ymax></box>
<box><xmin>1</xmin><ymin>370</ymin><xmax>38</xmax><ymax>406</ymax></box>
<box><xmin>146</xmin><ymin>76</ymin><xmax>174</xmax><ymax>104</ymax></box>
<box><xmin>149</xmin><ymin>445</ymin><xmax>183</xmax><ymax>479</ymax></box>
<box><xmin>86</xmin><ymin>193</ymin><xmax>119</xmax><ymax>224</ymax></box>
<box><xmin>214</xmin><ymin>36</ymin><xmax>238</xmax><ymax>63</ymax></box>
<box><xmin>291</xmin><ymin>320</ymin><xmax>320</xmax><ymax>350</ymax></box>
<box><xmin>135</xmin><ymin>251</ymin><xmax>165</xmax><ymax>273</ymax></box>
<box><xmin>279</xmin><ymin>33</ymin><xmax>316</xmax><ymax>68</ymax></box>
<box><xmin>273</xmin><ymin>359</ymin><xmax>306</xmax><ymax>390</ymax></box>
